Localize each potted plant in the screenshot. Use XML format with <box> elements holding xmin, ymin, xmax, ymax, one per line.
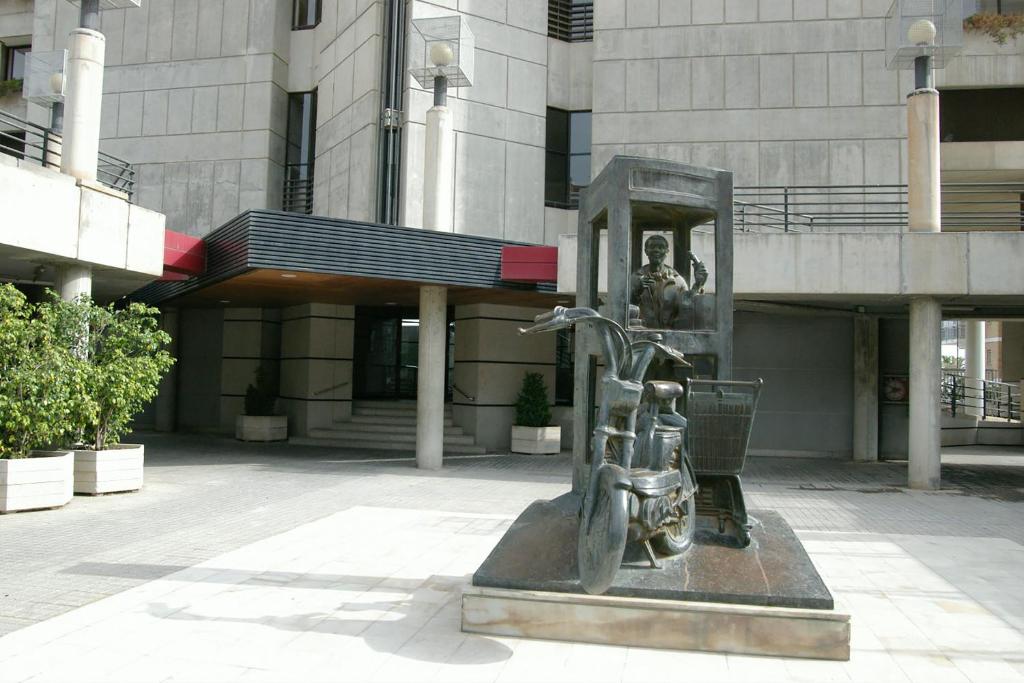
<box><xmin>510</xmin><ymin>372</ymin><xmax>561</xmax><ymax>454</ymax></box>
<box><xmin>53</xmin><ymin>296</ymin><xmax>174</xmax><ymax>495</ymax></box>
<box><xmin>236</xmin><ymin>363</ymin><xmax>287</xmax><ymax>442</ymax></box>
<box><xmin>0</xmin><ymin>285</ymin><xmax>81</xmax><ymax>513</ymax></box>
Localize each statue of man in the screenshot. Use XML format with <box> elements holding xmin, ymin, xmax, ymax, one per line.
<box><xmin>629</xmin><ymin>235</ymin><xmax>708</xmax><ymax>329</ymax></box>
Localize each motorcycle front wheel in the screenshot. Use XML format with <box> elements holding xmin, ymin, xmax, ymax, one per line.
<box><xmin>577</xmin><ymin>463</ymin><xmax>630</xmax><ymax>595</ymax></box>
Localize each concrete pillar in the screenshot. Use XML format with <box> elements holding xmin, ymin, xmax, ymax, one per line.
<box><xmin>416</xmin><ymin>285</ymin><xmax>447</xmax><ymax>470</ymax></box>
<box><xmin>907</xmin><ymin>89</ymin><xmax>940</xmax><ymax>233</ymax></box>
<box><xmin>61</xmin><ymin>28</ymin><xmax>105</xmax><ymax>183</ymax></box>
<box><xmin>56</xmin><ymin>263</ymin><xmax>92</xmax><ymax>301</ymax></box>
<box><xmin>422</xmin><ymin>105</ymin><xmax>454</xmax><ymax>232</ymax></box>
<box><xmin>155</xmin><ymin>308</ymin><xmax>179</xmax><ymax>432</ymax></box>
<box><xmin>908</xmin><ymin>298</ymin><xmax>942</xmax><ymax>490</ymax></box>
<box><xmin>853</xmin><ymin>315</ymin><xmax>879</xmax><ymax>462</ymax></box>
<box><xmin>965</xmin><ymin>320</ymin><xmax>986</xmax><ymax>418</ymax></box>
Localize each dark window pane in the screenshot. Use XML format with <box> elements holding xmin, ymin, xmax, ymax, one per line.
<box><xmin>293</xmin><ymin>0</ymin><xmax>321</xmax><ymax>28</ymax></box>
<box><xmin>940</xmin><ymin>88</ymin><xmax>1024</xmax><ymax>142</ymax></box>
<box><xmin>546</xmin><ymin>107</ymin><xmax>569</xmax><ymax>153</ymax></box>
<box><xmin>546</xmin><ymin>151</ymin><xmax>568</xmax><ymax>205</ymax></box>
<box><xmin>968</xmin><ymin>0</ymin><xmax>1024</xmax><ymax>14</ymax></box>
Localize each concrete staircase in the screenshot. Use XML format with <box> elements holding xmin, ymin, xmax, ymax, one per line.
<box><xmin>292</xmin><ymin>400</ymin><xmax>487</xmax><ymax>454</ymax></box>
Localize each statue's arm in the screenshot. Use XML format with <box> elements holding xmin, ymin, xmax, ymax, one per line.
<box><xmin>689</xmin><ymin>253</ymin><xmax>708</xmax><ymax>293</ymax></box>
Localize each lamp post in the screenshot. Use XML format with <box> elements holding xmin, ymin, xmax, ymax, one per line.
<box><xmin>408</xmin><ymin>16</ymin><xmax>475</xmax><ymax>470</ymax></box>
<box><xmin>885</xmin><ymin>0</ymin><xmax>962</xmax><ymax>490</ymax></box>
<box><xmin>56</xmin><ymin>0</ymin><xmax>142</xmax><ymax>301</ymax></box>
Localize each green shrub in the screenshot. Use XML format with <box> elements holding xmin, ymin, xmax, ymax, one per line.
<box><xmin>244</xmin><ymin>363</ymin><xmax>279</xmax><ymax>416</ymax></box>
<box><xmin>514</xmin><ymin>372</ymin><xmax>552</xmax><ymax>427</ymax></box>
<box><xmin>0</xmin><ymin>285</ymin><xmax>86</xmax><ymax>458</ymax></box>
<box><xmin>0</xmin><ymin>79</ymin><xmax>23</xmax><ymax>98</ymax></box>
<box><xmin>49</xmin><ymin>295</ymin><xmax>175</xmax><ymax>451</ymax></box>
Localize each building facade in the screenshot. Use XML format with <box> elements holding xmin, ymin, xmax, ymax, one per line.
<box><xmin>2</xmin><ymin>0</ymin><xmax>1022</xmax><ymax>458</ymax></box>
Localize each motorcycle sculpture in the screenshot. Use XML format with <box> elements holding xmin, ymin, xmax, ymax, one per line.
<box><xmin>521</xmin><ymin>306</ymin><xmax>698</xmax><ymax>595</ymax></box>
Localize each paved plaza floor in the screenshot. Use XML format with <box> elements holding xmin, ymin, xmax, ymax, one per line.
<box><xmin>1</xmin><ymin>433</ymin><xmax>1022</xmax><ymax>682</ymax></box>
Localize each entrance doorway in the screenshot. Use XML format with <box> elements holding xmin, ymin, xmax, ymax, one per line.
<box><xmin>353</xmin><ymin>306</ymin><xmax>454</xmax><ymax>400</ymax></box>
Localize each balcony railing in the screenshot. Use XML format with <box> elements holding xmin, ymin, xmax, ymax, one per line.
<box><xmin>549</xmin><ymin>0</ymin><xmax>593</xmax><ymax>42</ymax></box>
<box><xmin>283</xmin><ymin>163</ymin><xmax>314</xmax><ymax>214</ymax></box>
<box><xmin>0</xmin><ymin>109</ymin><xmax>136</xmax><ymax>200</ymax></box>
<box><xmin>942</xmin><ymin>370</ymin><xmax>1021</xmax><ymax>421</ymax></box>
<box><xmin>734</xmin><ymin>183</ymin><xmax>1024</xmax><ymax>233</ymax></box>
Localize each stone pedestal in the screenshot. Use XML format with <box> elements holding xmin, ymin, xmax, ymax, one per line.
<box><xmin>465</xmin><ymin>494</ymin><xmax>849</xmax><ymax>660</ymax></box>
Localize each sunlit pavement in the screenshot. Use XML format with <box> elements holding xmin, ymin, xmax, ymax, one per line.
<box><xmin>1</xmin><ymin>434</ymin><xmax>1022</xmax><ymax>682</ymax></box>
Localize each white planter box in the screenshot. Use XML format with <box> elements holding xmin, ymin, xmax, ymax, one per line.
<box><xmin>73</xmin><ymin>444</ymin><xmax>144</xmax><ymax>495</ymax></box>
<box><xmin>511</xmin><ymin>426</ymin><xmax>562</xmax><ymax>454</ymax></box>
<box><xmin>236</xmin><ymin>415</ymin><xmax>288</xmax><ymax>442</ymax></box>
<box><xmin>0</xmin><ymin>450</ymin><xmax>74</xmax><ymax>513</ymax></box>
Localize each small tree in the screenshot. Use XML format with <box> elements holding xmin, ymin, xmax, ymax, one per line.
<box><xmin>514</xmin><ymin>372</ymin><xmax>552</xmax><ymax>427</ymax></box>
<box><xmin>244</xmin><ymin>363</ymin><xmax>279</xmax><ymax>416</ymax></box>
<box><xmin>50</xmin><ymin>296</ymin><xmax>175</xmax><ymax>451</ymax></box>
<box><xmin>0</xmin><ymin>285</ymin><xmax>85</xmax><ymax>458</ymax></box>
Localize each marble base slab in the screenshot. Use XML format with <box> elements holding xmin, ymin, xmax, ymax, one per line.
<box><xmin>462</xmin><ymin>586</ymin><xmax>850</xmax><ymax>660</ymax></box>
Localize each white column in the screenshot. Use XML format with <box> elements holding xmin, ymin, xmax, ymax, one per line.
<box><xmin>965</xmin><ymin>320</ymin><xmax>985</xmax><ymax>418</ymax></box>
<box><xmin>853</xmin><ymin>315</ymin><xmax>879</xmax><ymax>462</ymax></box>
<box><xmin>416</xmin><ymin>285</ymin><xmax>447</xmax><ymax>470</ymax></box>
<box><xmin>906</xmin><ymin>84</ymin><xmax>942</xmax><ymax>489</ymax></box>
<box><xmin>422</xmin><ymin>105</ymin><xmax>454</xmax><ymax>232</ymax></box>
<box><xmin>907</xmin><ymin>89</ymin><xmax>941</xmax><ymax>233</ymax></box>
<box><xmin>56</xmin><ymin>264</ymin><xmax>92</xmax><ymax>301</ymax></box>
<box><xmin>61</xmin><ymin>28</ymin><xmax>105</xmax><ymax>183</ymax></box>
<box><xmin>908</xmin><ymin>298</ymin><xmax>942</xmax><ymax>489</ymax></box>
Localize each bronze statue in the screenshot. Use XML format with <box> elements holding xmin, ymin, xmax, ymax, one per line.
<box><xmin>629</xmin><ymin>235</ymin><xmax>707</xmax><ymax>329</ymax></box>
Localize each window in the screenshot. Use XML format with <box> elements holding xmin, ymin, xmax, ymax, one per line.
<box><xmin>549</xmin><ymin>0</ymin><xmax>594</xmax><ymax>42</ymax></box>
<box><xmin>283</xmin><ymin>90</ymin><xmax>317</xmax><ymax>214</ymax></box>
<box><xmin>2</xmin><ymin>45</ymin><xmax>30</xmax><ymax>81</ymax></box>
<box><xmin>292</xmin><ymin>0</ymin><xmax>321</xmax><ymax>29</ymax></box>
<box><xmin>964</xmin><ymin>0</ymin><xmax>1024</xmax><ymax>15</ymax></box>
<box><xmin>940</xmin><ymin>88</ymin><xmax>1024</xmax><ymax>142</ymax></box>
<box><xmin>545</xmin><ymin>108</ymin><xmax>591</xmax><ymax>209</ymax></box>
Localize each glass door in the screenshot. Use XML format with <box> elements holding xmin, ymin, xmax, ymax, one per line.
<box><xmin>354</xmin><ymin>306</ymin><xmax>453</xmax><ymax>400</ymax></box>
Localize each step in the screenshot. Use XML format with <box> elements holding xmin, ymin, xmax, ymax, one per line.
<box><xmin>353</xmin><ymin>406</ymin><xmax>454</xmax><ymax>418</ymax></box>
<box><xmin>291</xmin><ymin>436</ymin><xmax>486</xmax><ymax>455</ymax></box>
<box><xmin>330</xmin><ymin>421</ymin><xmax>465</xmax><ymax>437</ymax></box>
<box><xmin>349</xmin><ymin>415</ymin><xmax>456</xmax><ymax>428</ymax></box>
<box><xmin>308</xmin><ymin>428</ymin><xmax>477</xmax><ymax>446</ymax></box>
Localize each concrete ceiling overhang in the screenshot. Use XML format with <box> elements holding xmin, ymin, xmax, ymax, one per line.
<box><xmin>131</xmin><ymin>210</ymin><xmax>561</xmax><ymax>309</ymax></box>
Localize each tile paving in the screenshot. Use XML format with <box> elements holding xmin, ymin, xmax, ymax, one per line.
<box><xmin>0</xmin><ymin>433</ymin><xmax>1022</xmax><ymax>681</ymax></box>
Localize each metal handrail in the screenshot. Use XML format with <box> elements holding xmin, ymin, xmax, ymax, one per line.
<box><xmin>941</xmin><ymin>370</ymin><xmax>1020</xmax><ymax>421</ymax></box>
<box><xmin>313</xmin><ymin>380</ymin><xmax>350</xmax><ymax>397</ymax></box>
<box><xmin>1</xmin><ymin>108</ymin><xmax>136</xmax><ymax>200</ymax></box>
<box><xmin>734</xmin><ymin>182</ymin><xmax>1024</xmax><ymax>233</ymax></box>
<box><xmin>283</xmin><ymin>162</ymin><xmax>314</xmax><ymax>214</ymax></box>
<box><xmin>452</xmin><ymin>384</ymin><xmax>475</xmax><ymax>402</ymax></box>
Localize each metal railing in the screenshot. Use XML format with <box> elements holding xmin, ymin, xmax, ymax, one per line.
<box><xmin>0</xmin><ymin>109</ymin><xmax>136</xmax><ymax>200</ymax></box>
<box><xmin>734</xmin><ymin>183</ymin><xmax>1024</xmax><ymax>233</ymax></box>
<box><xmin>548</xmin><ymin>0</ymin><xmax>594</xmax><ymax>42</ymax></box>
<box><xmin>283</xmin><ymin>162</ymin><xmax>314</xmax><ymax>214</ymax></box>
<box><xmin>941</xmin><ymin>370</ymin><xmax>1020</xmax><ymax>421</ymax></box>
